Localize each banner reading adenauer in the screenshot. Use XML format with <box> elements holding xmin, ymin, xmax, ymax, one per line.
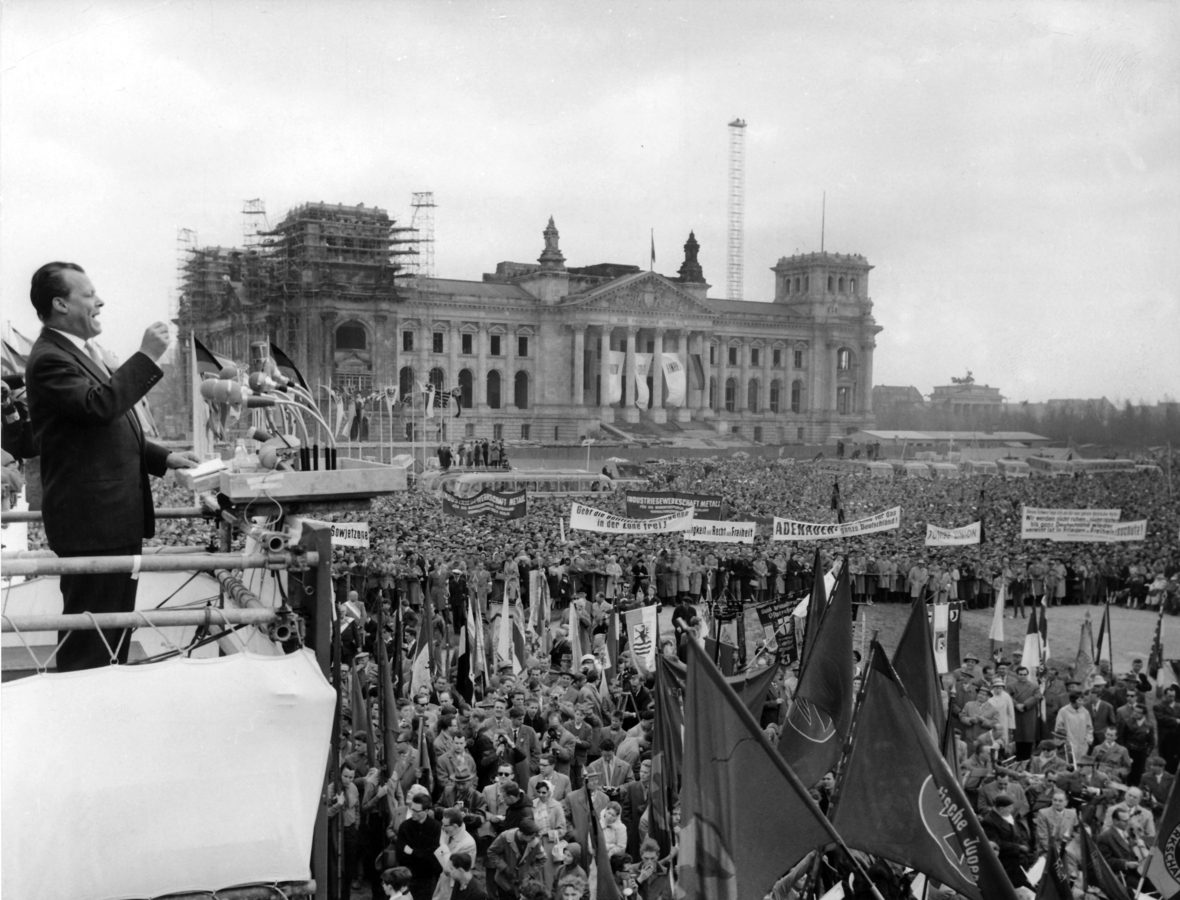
<box><xmin>442</xmin><ymin>489</ymin><xmax>528</xmax><ymax>520</ymax></box>
<box><xmin>626</xmin><ymin>491</ymin><xmax>723</xmax><ymax>521</ymax></box>
<box><xmin>1020</xmin><ymin>506</ymin><xmax>1147</xmax><ymax>542</ymax></box>
<box><xmin>924</xmin><ymin>521</ymin><xmax>982</xmax><ymax>547</ymax></box>
<box><xmin>686</xmin><ymin>521</ymin><xmax>757</xmax><ymax>544</ymax></box>
<box><xmin>772</xmin><ymin>507</ymin><xmax>901</xmax><ymax>541</ymax></box>
<box><xmin>569</xmin><ymin>502</ymin><xmax>693</xmax><ymax>534</ymax></box>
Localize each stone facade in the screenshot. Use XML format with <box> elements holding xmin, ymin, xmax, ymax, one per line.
<box><xmin>178</xmin><ymin>204</ymin><xmax>882</xmax><ymax>445</ymax></box>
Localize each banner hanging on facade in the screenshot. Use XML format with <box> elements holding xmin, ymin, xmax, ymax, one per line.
<box><xmin>633</xmin><ymin>352</ymin><xmax>653</xmax><ymax>407</ymax></box>
<box><xmin>924</xmin><ymin>521</ymin><xmax>982</xmax><ymax>546</ymax></box>
<box><xmin>569</xmin><ymin>502</ymin><xmax>693</xmax><ymax>534</ymax></box>
<box><xmin>1021</xmin><ymin>506</ymin><xmax>1147</xmax><ymax>542</ymax></box>
<box><xmin>625</xmin><ymin>491</ymin><xmax>723</xmax><ymax>521</ymax></box>
<box><xmin>607</xmin><ymin>350</ymin><xmax>624</xmax><ymax>404</ymax></box>
<box><xmin>442</xmin><ymin>489</ymin><xmax>527</xmax><ymax>520</ymax></box>
<box><xmin>772</xmin><ymin>506</ymin><xmax>902</xmax><ymax>541</ymax></box>
<box><xmin>686</xmin><ymin>521</ymin><xmax>757</xmax><ymax>543</ymax></box>
<box><xmin>661</xmin><ymin>356</ymin><xmax>686</xmax><ymax>407</ymax></box>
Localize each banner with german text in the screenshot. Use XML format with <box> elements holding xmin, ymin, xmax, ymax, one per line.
<box><xmin>925</xmin><ymin>521</ymin><xmax>981</xmax><ymax>546</ymax></box>
<box><xmin>772</xmin><ymin>506</ymin><xmax>901</xmax><ymax>541</ymax></box>
<box><xmin>686</xmin><ymin>521</ymin><xmax>757</xmax><ymax>544</ymax></box>
<box><xmin>569</xmin><ymin>502</ymin><xmax>693</xmax><ymax>534</ymax></box>
<box><xmin>1021</xmin><ymin>506</ymin><xmax>1147</xmax><ymax>542</ymax></box>
<box><xmin>441</xmin><ymin>488</ymin><xmax>527</xmax><ymax>520</ymax></box>
<box><xmin>626</xmin><ymin>491</ymin><xmax>723</xmax><ymax>521</ymax></box>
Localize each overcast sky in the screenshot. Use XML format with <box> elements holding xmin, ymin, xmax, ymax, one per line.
<box><xmin>2</xmin><ymin>0</ymin><xmax>1177</xmax><ymax>403</ymax></box>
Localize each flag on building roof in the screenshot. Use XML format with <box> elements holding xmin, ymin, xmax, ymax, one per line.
<box><xmin>778</xmin><ymin>561</ymin><xmax>853</xmax><ymax>789</ymax></box>
<box><xmin>892</xmin><ymin>596</ymin><xmax>947</xmax><ymax>742</ymax></box>
<box><xmin>830</xmin><ymin>643</ymin><xmax>1019</xmax><ymax>900</ymax></box>
<box><xmin>677</xmin><ymin>639</ymin><xmax>840</xmax><ymax>900</ymax></box>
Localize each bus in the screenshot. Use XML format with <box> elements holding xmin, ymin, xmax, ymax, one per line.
<box><xmin>1027</xmin><ymin>456</ymin><xmax>1072</xmax><ymax>478</ymax></box>
<box><xmin>997</xmin><ymin>458</ymin><xmax>1031</xmax><ymax>479</ymax></box>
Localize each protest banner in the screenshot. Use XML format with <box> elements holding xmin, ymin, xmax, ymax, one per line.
<box><xmin>686</xmin><ymin>521</ymin><xmax>757</xmax><ymax>544</ymax></box>
<box><xmin>441</xmin><ymin>488</ymin><xmax>527</xmax><ymax>520</ymax></box>
<box><xmin>330</xmin><ymin>522</ymin><xmax>370</xmax><ymax>548</ymax></box>
<box><xmin>755</xmin><ymin>593</ymin><xmax>805</xmax><ymax>663</ymax></box>
<box><xmin>772</xmin><ymin>506</ymin><xmax>901</xmax><ymax>541</ymax></box>
<box><xmin>924</xmin><ymin>521</ymin><xmax>981</xmax><ymax>546</ymax></box>
<box><xmin>569</xmin><ymin>502</ymin><xmax>693</xmax><ymax>534</ymax></box>
<box><xmin>625</xmin><ymin>491</ymin><xmax>723</xmax><ymax>521</ymax></box>
<box><xmin>1020</xmin><ymin>506</ymin><xmax>1147</xmax><ymax>542</ymax></box>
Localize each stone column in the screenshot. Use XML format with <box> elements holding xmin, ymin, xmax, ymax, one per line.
<box><xmin>676</xmin><ymin>331</ymin><xmax>692</xmax><ymax>423</ymax></box>
<box><xmin>599</xmin><ymin>325</ymin><xmax>614</xmax><ymax>421</ymax></box>
<box><xmin>572</xmin><ymin>326</ymin><xmax>586</xmax><ymax>406</ymax></box>
<box><xmin>623</xmin><ymin>326</ymin><xmax>639</xmax><ymax>424</ymax></box>
<box><xmin>476</xmin><ymin>324</ymin><xmax>488</xmax><ymax>413</ymax></box>
<box><xmin>762</xmin><ymin>342</ymin><xmax>773</xmax><ymax>418</ymax></box>
<box><xmin>418</xmin><ymin>321</ymin><xmax>430</xmax><ymax>388</ymax></box>
<box><xmin>737</xmin><ymin>337</ymin><xmax>749</xmax><ymax>412</ymax></box>
<box><xmin>650</xmin><ymin>328</ymin><xmax>666</xmax><ymax>423</ymax></box>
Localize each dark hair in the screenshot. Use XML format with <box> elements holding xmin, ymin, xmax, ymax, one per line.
<box><xmin>599</xmin><ymin>738</ymin><xmax>616</xmax><ymax>753</ymax></box>
<box><xmin>438</xmin><ymin>715</ymin><xmax>455</xmax><ymax>732</ymax></box>
<box><xmin>443</xmin><ymin>807</ymin><xmax>465</xmax><ymax>826</ymax></box>
<box><xmin>30</xmin><ymin>262</ymin><xmax>84</xmax><ymax>321</ymax></box>
<box><xmin>449</xmin><ymin>851</ymin><xmax>473</xmax><ymax>872</ymax></box>
<box><xmin>504</xmin><ymin>782</ymin><xmax>522</xmax><ymax>799</ymax></box>
<box><xmin>382</xmin><ymin>866</ymin><xmax>412</xmax><ymax>888</ymax></box>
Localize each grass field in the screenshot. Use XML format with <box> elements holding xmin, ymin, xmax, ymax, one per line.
<box><xmin>737</xmin><ymin>600</ymin><xmax>1177</xmax><ymax>673</ymax></box>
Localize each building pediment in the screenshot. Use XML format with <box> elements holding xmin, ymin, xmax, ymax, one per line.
<box><xmin>560</xmin><ymin>272</ymin><xmax>715</xmax><ymax>318</ymax></box>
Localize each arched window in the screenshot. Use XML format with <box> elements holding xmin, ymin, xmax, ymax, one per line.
<box><xmin>791</xmin><ymin>380</ymin><xmax>803</xmax><ymax>414</ymax></box>
<box><xmin>724</xmin><ymin>378</ymin><xmax>737</xmax><ymax>413</ymax></box>
<box><xmin>770</xmin><ymin>380</ymin><xmax>782</xmax><ymax>413</ymax></box>
<box><xmin>486</xmin><ymin>370</ymin><xmax>501</xmax><ymax>409</ymax></box>
<box><xmin>794</xmin><ymin>277</ymin><xmax>801</xmax><ymax>292</ymax></box>
<box><xmin>747</xmin><ymin>378</ymin><xmax>760</xmax><ymax>413</ymax></box>
<box><xmin>837</xmin><ymin>348</ymin><xmax>853</xmax><ymax>371</ymax></box>
<box><xmin>709</xmin><ymin>376</ymin><xmax>717</xmax><ymax>410</ymax></box>
<box><xmin>849</xmin><ymin>277</ymin><xmax>857</xmax><ymax>294</ymax></box>
<box><xmin>804</xmin><ymin>275</ymin><xmax>809</xmax><ymax>291</ymax></box>
<box><xmin>429</xmin><ymin>367</ymin><xmax>446</xmax><ymax>392</ymax></box>
<box><xmin>785</xmin><ymin>279</ymin><xmax>791</xmax><ymax>295</ymax></box>
<box><xmin>336</xmin><ymin>321</ymin><xmax>367</xmax><ymax>350</ymax></box>
<box><xmin>399</xmin><ymin>366</ymin><xmax>415</xmax><ymax>400</ymax></box>
<box><xmin>458</xmin><ymin>369</ymin><xmax>473</xmax><ymax>409</ymax></box>
<box><xmin>838</xmin><ymin>276</ymin><xmax>846</xmax><ymax>293</ymax></box>
<box><xmin>514</xmin><ymin>371</ymin><xmax>530</xmax><ymax>409</ymax></box>
<box><xmin>827</xmin><ymin>275</ymin><xmax>834</xmax><ymax>291</ymax></box>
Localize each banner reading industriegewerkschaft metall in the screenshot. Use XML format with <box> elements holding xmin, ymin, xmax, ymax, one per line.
<box><xmin>772</xmin><ymin>506</ymin><xmax>901</xmax><ymax>541</ymax></box>
<box><xmin>1020</xmin><ymin>506</ymin><xmax>1147</xmax><ymax>542</ymax></box>
<box><xmin>626</xmin><ymin>490</ymin><xmax>723</xmax><ymax>520</ymax></box>
<box><xmin>569</xmin><ymin>502</ymin><xmax>693</xmax><ymax>534</ymax></box>
<box><xmin>442</xmin><ymin>489</ymin><xmax>527</xmax><ymax>520</ymax></box>
<box><xmin>925</xmin><ymin>521</ymin><xmax>982</xmax><ymax>546</ymax></box>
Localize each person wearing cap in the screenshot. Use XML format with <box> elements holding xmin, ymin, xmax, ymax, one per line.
<box><xmin>1092</xmin><ymin>726</ymin><xmax>1132</xmax><ymax>783</ymax></box>
<box><xmin>981</xmin><ymin>794</ymin><xmax>1033</xmax><ymax>889</ymax></box>
<box><xmin>1141</xmin><ymin>756</ymin><xmax>1175</xmax><ymax>814</ymax></box>
<box><xmin>561</xmin><ymin>767</ymin><xmax>610</xmax><ymax>870</ymax></box>
<box><xmin>486</xmin><ymin>818</ymin><xmax>545</xmax><ymax>899</ymax></box>
<box><xmin>985</xmin><ymin>678</ymin><xmax>1016</xmax><ymax>750</ymax></box>
<box><xmin>439</xmin><ymin>762</ymin><xmax>488</xmax><ymax>832</ymax></box>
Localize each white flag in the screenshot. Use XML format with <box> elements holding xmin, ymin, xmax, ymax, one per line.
<box><xmin>633</xmin><ymin>352</ymin><xmax>652</xmax><ymax>407</ymax></box>
<box><xmin>662</xmin><ymin>356</ymin><xmax>686</xmax><ymax>407</ymax></box>
<box><xmin>607</xmin><ymin>350</ymin><xmax>624</xmax><ymax>404</ymax></box>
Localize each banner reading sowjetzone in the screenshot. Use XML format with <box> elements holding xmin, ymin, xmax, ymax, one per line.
<box><xmin>570</xmin><ymin>502</ymin><xmax>693</xmax><ymax>534</ymax></box>
<box><xmin>925</xmin><ymin>521</ymin><xmax>982</xmax><ymax>547</ymax></box>
<box><xmin>442</xmin><ymin>489</ymin><xmax>527</xmax><ymax>520</ymax></box>
<box><xmin>1021</xmin><ymin>506</ymin><xmax>1147</xmax><ymax>542</ymax></box>
<box><xmin>686</xmin><ymin>521</ymin><xmax>757</xmax><ymax>544</ymax></box>
<box><xmin>626</xmin><ymin>491</ymin><xmax>723</xmax><ymax>521</ymax></box>
<box><xmin>772</xmin><ymin>507</ymin><xmax>901</xmax><ymax>541</ymax></box>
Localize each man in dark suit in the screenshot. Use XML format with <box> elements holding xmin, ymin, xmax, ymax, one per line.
<box><xmin>981</xmin><ymin>795</ymin><xmax>1033</xmax><ymax>889</ymax></box>
<box><xmin>25</xmin><ymin>262</ymin><xmax>195</xmax><ymax>671</ymax></box>
<box><xmin>1097</xmin><ymin>807</ymin><xmax>1144</xmax><ymax>891</ymax></box>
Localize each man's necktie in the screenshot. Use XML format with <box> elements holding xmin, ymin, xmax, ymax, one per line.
<box><xmin>84</xmin><ymin>341</ymin><xmax>109</xmax><ymax>374</ymax></box>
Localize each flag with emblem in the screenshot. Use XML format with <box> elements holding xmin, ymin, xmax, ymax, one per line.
<box><xmin>1146</xmin><ymin>776</ymin><xmax>1180</xmax><ymax>899</ymax></box>
<box><xmin>830</xmin><ymin>643</ymin><xmax>1019</xmax><ymax>900</ymax></box>
<box><xmin>777</xmin><ymin>561</ymin><xmax>853</xmax><ymax>789</ymax></box>
<box><xmin>677</xmin><ymin>638</ymin><xmax>838</xmax><ymax>900</ymax></box>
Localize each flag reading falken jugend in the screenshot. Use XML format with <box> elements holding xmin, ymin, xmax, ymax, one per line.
<box><xmin>830</xmin><ymin>644</ymin><xmax>1019</xmax><ymax>900</ymax></box>
<box><xmin>677</xmin><ymin>639</ymin><xmax>838</xmax><ymax>900</ymax></box>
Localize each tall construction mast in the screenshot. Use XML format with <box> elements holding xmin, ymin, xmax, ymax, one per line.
<box><xmin>727</xmin><ymin>118</ymin><xmax>747</xmax><ymax>301</ymax></box>
<box><xmin>242</xmin><ymin>198</ymin><xmax>268</xmax><ymax>248</ymax></box>
<box><xmin>411</xmin><ymin>192</ymin><xmax>436</xmax><ymax>291</ymax></box>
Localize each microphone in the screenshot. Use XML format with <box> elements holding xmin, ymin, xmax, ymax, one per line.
<box><xmin>248</xmin><ymin>427</ymin><xmax>276</xmax><ymax>443</ymax></box>
<box><xmin>245</xmin><ymin>396</ymin><xmax>275</xmax><ymax>408</ymax></box>
<box><xmin>247</xmin><ymin>372</ymin><xmax>277</xmax><ymax>393</ymax></box>
<box><xmin>218</xmin><ymin>364</ymin><xmax>240</xmax><ymax>380</ymax></box>
<box><xmin>249</xmin><ymin>341</ymin><xmax>269</xmax><ymax>373</ymax></box>
<box><xmin>199</xmin><ymin>379</ymin><xmax>244</xmax><ymax>404</ymax></box>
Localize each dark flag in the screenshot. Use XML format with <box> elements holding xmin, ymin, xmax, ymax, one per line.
<box><xmin>585</xmin><ymin>781</ymin><xmax>623</xmax><ymax>900</ymax></box>
<box><xmin>1150</xmin><ymin>605</ymin><xmax>1165</xmax><ymax>679</ymax></box>
<box><xmin>193</xmin><ymin>335</ymin><xmax>226</xmax><ymax>375</ymax></box>
<box><xmin>978</xmin><ymin>487</ymin><xmax>988</xmax><ymax>544</ymax></box>
<box><xmin>778</xmin><ymin>562</ymin><xmax>853</xmax><ymax>789</ymax></box>
<box><xmin>1146</xmin><ymin>776</ymin><xmax>1180</xmax><ymax>898</ymax></box>
<box><xmin>1095</xmin><ymin>601</ymin><xmax>1112</xmax><ymax>670</ymax></box>
<box><xmin>350</xmin><ymin>660</ymin><xmax>376</xmax><ymax>770</ymax></box>
<box><xmin>269</xmin><ymin>341</ymin><xmax>309</xmax><ymax>390</ymax></box>
<box><xmin>800</xmin><ymin>548</ymin><xmax>828</xmax><ymax>669</ymax></box>
<box><xmin>390</xmin><ymin>600</ymin><xmax>404</xmax><ymax>700</ymax></box>
<box><xmin>649</xmin><ymin>655</ymin><xmax>685</xmax><ymax>857</ymax></box>
<box><xmin>456</xmin><ymin>600</ymin><xmax>474</xmax><ymax>705</ymax></box>
<box><xmin>375</xmin><ymin>601</ymin><xmax>399</xmax><ymax>768</ymax></box>
<box><xmin>659</xmin><ymin>653</ymin><xmax>780</xmax><ymax>723</ymax></box>
<box><xmin>1037</xmin><ymin>831</ymin><xmax>1074</xmax><ymax>900</ymax></box>
<box><xmin>830</xmin><ymin>643</ymin><xmax>1019</xmax><ymax>900</ymax></box>
<box><xmin>947</xmin><ymin>601</ymin><xmax>963</xmax><ymax>671</ymax></box>
<box><xmin>1079</xmin><ymin>820</ymin><xmax>1132</xmax><ymax>900</ymax></box>
<box><xmin>892</xmin><ymin>596</ymin><xmax>947</xmax><ymax>742</ymax></box>
<box><xmin>677</xmin><ymin>639</ymin><xmax>840</xmax><ymax>899</ymax></box>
